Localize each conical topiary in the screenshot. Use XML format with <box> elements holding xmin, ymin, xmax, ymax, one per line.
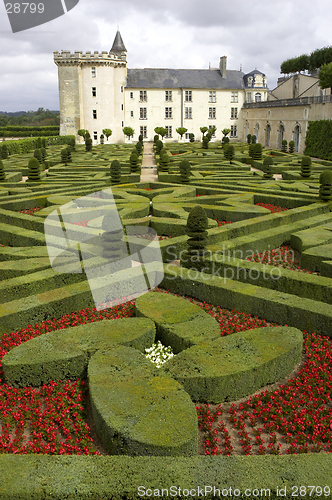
<box><xmin>281</xmin><ymin>139</ymin><xmax>287</xmax><ymax>152</ymax></box>
<box><xmin>34</xmin><ymin>148</ymin><xmax>42</xmax><ymax>164</ymax></box>
<box><xmin>0</xmin><ymin>159</ymin><xmax>5</xmax><ymax>181</ymax></box>
<box><xmin>85</xmin><ymin>137</ymin><xmax>92</xmax><ymax>151</ymax></box>
<box><xmin>248</xmin><ymin>143</ymin><xmax>255</xmax><ymax>159</ymax></box>
<box><xmin>300</xmin><ymin>156</ymin><xmax>312</xmax><ymax>178</ymax></box>
<box><xmin>1</xmin><ymin>144</ymin><xmax>8</xmax><ymax>159</ymax></box>
<box><xmin>110</xmin><ymin>159</ymin><xmax>121</xmax><ymax>184</ymax></box>
<box><xmin>179</xmin><ymin>159</ymin><xmax>191</xmax><ymax>183</ymax></box>
<box><xmin>130</xmin><ymin>152</ymin><xmax>139</xmax><ymax>172</ymax></box>
<box><xmin>28</xmin><ymin>158</ymin><xmax>41</xmax><ymax>182</ymax></box>
<box><xmin>253</xmin><ymin>143</ymin><xmax>263</xmax><ymax>160</ymax></box>
<box><xmin>159</xmin><ymin>152</ymin><xmax>169</xmax><ymax>172</ymax></box>
<box><xmin>263</xmin><ymin>156</ymin><xmax>274</xmax><ymax>179</ymax></box>
<box><xmin>225</xmin><ymin>144</ymin><xmax>235</xmax><ymax>162</ymax></box>
<box><xmin>135</xmin><ymin>141</ymin><xmax>143</xmax><ymax>155</ymax></box>
<box><xmin>61</xmin><ymin>147</ymin><xmax>71</xmax><ymax>165</ymax></box>
<box><xmin>319</xmin><ymin>171</ymin><xmax>332</xmax><ymax>201</ymax></box>
<box><xmin>155</xmin><ymin>140</ymin><xmax>163</xmax><ymax>155</ymax></box>
<box><xmin>40</xmin><ymin>148</ymin><xmax>47</xmax><ymax>162</ymax></box>
<box><xmin>289</xmin><ymin>141</ymin><xmax>295</xmax><ymax>153</ymax></box>
<box><xmin>186</xmin><ymin>205</ymin><xmax>209</xmax><ymax>258</ymax></box>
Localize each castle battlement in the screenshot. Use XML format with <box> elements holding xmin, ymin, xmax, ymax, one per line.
<box><xmin>53</xmin><ymin>49</ymin><xmax>126</xmax><ymax>66</ymax></box>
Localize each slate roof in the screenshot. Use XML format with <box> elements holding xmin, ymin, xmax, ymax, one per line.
<box><xmin>111</xmin><ymin>31</ymin><xmax>127</xmax><ymax>53</ymax></box>
<box><xmin>126</xmin><ymin>68</ymin><xmax>245</xmax><ymax>90</ymax></box>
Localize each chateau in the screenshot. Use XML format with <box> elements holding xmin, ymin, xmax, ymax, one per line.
<box><xmin>53</xmin><ymin>31</ymin><xmax>269</xmax><ymax>144</ymax></box>
<box><xmin>54</xmin><ymin>31</ymin><xmax>332</xmax><ymax>152</ymax></box>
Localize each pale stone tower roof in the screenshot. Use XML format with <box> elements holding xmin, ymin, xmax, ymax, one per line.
<box><xmin>111</xmin><ymin>30</ymin><xmax>127</xmax><ymax>53</ymax></box>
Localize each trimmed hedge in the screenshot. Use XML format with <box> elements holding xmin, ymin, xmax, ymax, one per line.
<box><xmin>162</xmin><ymin>326</ymin><xmax>303</xmax><ymax>403</ymax></box>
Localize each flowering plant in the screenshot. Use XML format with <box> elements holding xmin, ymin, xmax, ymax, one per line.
<box><xmin>145</xmin><ymin>341</ymin><xmax>174</xmax><ymax>368</ymax></box>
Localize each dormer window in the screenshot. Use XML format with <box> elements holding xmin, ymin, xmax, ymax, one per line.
<box><xmin>247</xmin><ymin>76</ymin><xmax>253</xmax><ymax>87</ymax></box>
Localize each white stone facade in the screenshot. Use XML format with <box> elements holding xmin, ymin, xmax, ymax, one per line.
<box><xmin>54</xmin><ymin>31</ymin><xmax>268</xmax><ymax>144</ymax></box>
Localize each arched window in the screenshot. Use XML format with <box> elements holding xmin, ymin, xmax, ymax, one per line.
<box><xmin>255</xmin><ymin>93</ymin><xmax>262</xmax><ymax>102</ymax></box>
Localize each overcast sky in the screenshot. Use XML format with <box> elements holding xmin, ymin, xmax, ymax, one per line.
<box><xmin>0</xmin><ymin>0</ymin><xmax>331</xmax><ymax>112</ymax></box>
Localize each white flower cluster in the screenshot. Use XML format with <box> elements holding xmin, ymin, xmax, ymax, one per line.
<box><xmin>145</xmin><ymin>341</ymin><xmax>174</xmax><ymax>368</ymax></box>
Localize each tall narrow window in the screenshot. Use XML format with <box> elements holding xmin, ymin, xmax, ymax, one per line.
<box><xmin>93</xmin><ymin>109</ymin><xmax>97</xmax><ymax>119</ymax></box>
<box><xmin>139</xmin><ymin>90</ymin><xmax>147</xmax><ymax>102</ymax></box>
<box><xmin>185</xmin><ymin>107</ymin><xmax>192</xmax><ymax>119</ymax></box>
<box><xmin>93</xmin><ymin>131</ymin><xmax>98</xmax><ymax>140</ymax></box>
<box><xmin>165</xmin><ymin>107</ymin><xmax>172</xmax><ymax>119</ymax></box>
<box><xmin>140</xmin><ymin>107</ymin><xmax>147</xmax><ymax>119</ymax></box>
<box><xmin>140</xmin><ymin>126</ymin><xmax>147</xmax><ymax>138</ymax></box>
<box><xmin>91</xmin><ymin>67</ymin><xmax>96</xmax><ymax>78</ymax></box>
<box><xmin>185</xmin><ymin>90</ymin><xmax>192</xmax><ymax>102</ymax></box>
<box><xmin>130</xmin><ymin>92</ymin><xmax>134</xmax><ymax>98</ymax></box>
<box><xmin>130</xmin><ymin>111</ymin><xmax>134</xmax><ymax>117</ymax></box>
<box><xmin>209</xmin><ymin>107</ymin><xmax>216</xmax><ymax>119</ymax></box>
<box><xmin>165</xmin><ymin>90</ymin><xmax>173</xmax><ymax>101</ymax></box>
<box><xmin>209</xmin><ymin>91</ymin><xmax>216</xmax><ymax>103</ymax></box>
<box><xmin>165</xmin><ymin>126</ymin><xmax>172</xmax><ymax>138</ymax></box>
<box><xmin>231</xmin><ymin>125</ymin><xmax>237</xmax><ymax>137</ymax></box>
<box><xmin>231</xmin><ymin>107</ymin><xmax>238</xmax><ymax>119</ymax></box>
<box><xmin>231</xmin><ymin>92</ymin><xmax>238</xmax><ymax>102</ymax></box>
<box><xmin>92</xmin><ymin>87</ymin><xmax>96</xmax><ymax>97</ymax></box>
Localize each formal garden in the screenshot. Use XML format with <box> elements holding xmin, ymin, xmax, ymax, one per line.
<box><xmin>0</xmin><ymin>133</ymin><xmax>331</xmax><ymax>498</ymax></box>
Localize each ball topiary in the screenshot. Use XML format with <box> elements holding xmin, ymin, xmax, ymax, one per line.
<box><xmin>300</xmin><ymin>156</ymin><xmax>312</xmax><ymax>178</ymax></box>
<box><xmin>186</xmin><ymin>205</ymin><xmax>209</xmax><ymax>258</ymax></box>
<box><xmin>0</xmin><ymin>159</ymin><xmax>5</xmax><ymax>182</ymax></box>
<box><xmin>319</xmin><ymin>170</ymin><xmax>332</xmax><ymax>201</ymax></box>
<box><xmin>110</xmin><ymin>159</ymin><xmax>121</xmax><ymax>184</ymax></box>
<box><xmin>251</xmin><ymin>135</ymin><xmax>257</xmax><ymax>144</ymax></box>
<box><xmin>27</xmin><ymin>158</ymin><xmax>41</xmax><ymax>182</ymax></box>
<box><xmin>179</xmin><ymin>159</ymin><xmax>191</xmax><ymax>183</ymax></box>
<box><xmin>202</xmin><ymin>136</ymin><xmax>209</xmax><ymax>149</ymax></box>
<box><xmin>247</xmin><ymin>134</ymin><xmax>252</xmax><ymax>145</ymax></box>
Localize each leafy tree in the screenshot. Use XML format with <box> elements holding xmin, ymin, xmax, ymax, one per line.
<box><xmin>200</xmin><ymin>127</ymin><xmax>208</xmax><ymax>139</ymax></box>
<box><xmin>222</xmin><ymin>128</ymin><xmax>231</xmax><ymax>137</ymax></box>
<box><xmin>102</xmin><ymin>129</ymin><xmax>112</xmax><ymax>141</ymax></box>
<box><xmin>78</xmin><ymin>129</ymin><xmax>89</xmax><ymax>140</ymax></box>
<box><xmin>319</xmin><ymin>62</ymin><xmax>332</xmax><ymax>93</ymax></box>
<box><xmin>123</xmin><ymin>127</ymin><xmax>134</xmax><ymax>140</ymax></box>
<box><xmin>176</xmin><ymin>127</ymin><xmax>187</xmax><ymax>139</ymax></box>
<box><xmin>154</xmin><ymin>127</ymin><xmax>167</xmax><ymax>139</ymax></box>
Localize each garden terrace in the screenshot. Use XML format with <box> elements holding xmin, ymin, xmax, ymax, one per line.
<box><xmin>0</xmin><ymin>140</ymin><xmax>331</xmax><ymax>497</ymax></box>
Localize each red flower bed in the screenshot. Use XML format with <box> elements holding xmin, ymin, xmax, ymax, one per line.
<box><xmin>19</xmin><ymin>207</ymin><xmax>42</xmax><ymax>216</ymax></box>
<box><xmin>246</xmin><ymin>244</ymin><xmax>314</xmax><ymax>274</ymax></box>
<box><xmin>256</xmin><ymin>203</ymin><xmax>288</xmax><ymax>214</ymax></box>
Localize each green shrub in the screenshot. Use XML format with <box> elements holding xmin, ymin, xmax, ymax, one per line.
<box><xmin>253</xmin><ymin>143</ymin><xmax>263</xmax><ymax>160</ymax></box>
<box><xmin>289</xmin><ymin>140</ymin><xmax>295</xmax><ymax>153</ymax></box>
<box><xmin>224</xmin><ymin>144</ymin><xmax>234</xmax><ymax>162</ymax></box>
<box><xmin>1</xmin><ymin>143</ymin><xmax>8</xmax><ymax>159</ymax></box>
<box><xmin>0</xmin><ymin>159</ymin><xmax>5</xmax><ymax>182</ymax></box>
<box><xmin>301</xmin><ymin>156</ymin><xmax>312</xmax><ymax>178</ymax></box>
<box><xmin>135</xmin><ymin>141</ymin><xmax>143</xmax><ymax>155</ymax></box>
<box><xmin>304</xmin><ymin>120</ymin><xmax>332</xmax><ymax>160</ymax></box>
<box><xmin>222</xmin><ymin>136</ymin><xmax>230</xmax><ymax>145</ymax></box>
<box><xmin>110</xmin><ymin>159</ymin><xmax>121</xmax><ymax>184</ymax></box>
<box><xmin>155</xmin><ymin>139</ymin><xmax>163</xmax><ymax>155</ymax></box>
<box><xmin>27</xmin><ymin>158</ymin><xmax>41</xmax><ymax>182</ymax></box>
<box><xmin>251</xmin><ymin>135</ymin><xmax>257</xmax><ymax>144</ymax></box>
<box><xmin>159</xmin><ymin>152</ymin><xmax>169</xmax><ymax>172</ymax></box>
<box><xmin>61</xmin><ymin>147</ymin><xmax>71</xmax><ymax>165</ymax></box>
<box><xmin>179</xmin><ymin>159</ymin><xmax>191</xmax><ymax>183</ymax></box>
<box><xmin>33</xmin><ymin>148</ymin><xmax>42</xmax><ymax>164</ymax></box>
<box><xmin>186</xmin><ymin>205</ymin><xmax>208</xmax><ymax>257</ymax></box>
<box><xmin>202</xmin><ymin>136</ymin><xmax>209</xmax><ymax>149</ymax></box>
<box><xmin>154</xmin><ymin>135</ymin><xmax>159</xmax><ymax>143</ymax></box>
<box><xmin>40</xmin><ymin>148</ymin><xmax>46</xmax><ymax>162</ymax></box>
<box><xmin>247</xmin><ymin>133</ymin><xmax>252</xmax><ymax>144</ymax></box>
<box><xmin>319</xmin><ymin>170</ymin><xmax>332</xmax><ymax>201</ymax></box>
<box><xmin>85</xmin><ymin>137</ymin><xmax>92</xmax><ymax>152</ymax></box>
<box><xmin>130</xmin><ymin>152</ymin><xmax>139</xmax><ymax>172</ymax></box>
<box><xmin>263</xmin><ymin>156</ymin><xmax>274</xmax><ymax>179</ymax></box>
<box><xmin>281</xmin><ymin>139</ymin><xmax>288</xmax><ymax>152</ymax></box>
<box><xmin>248</xmin><ymin>143</ymin><xmax>255</xmax><ymax>158</ymax></box>
<box><xmin>138</xmin><ymin>134</ymin><xmax>143</xmax><ymax>142</ymax></box>
<box><xmin>189</xmin><ymin>133</ymin><xmax>195</xmax><ymax>143</ymax></box>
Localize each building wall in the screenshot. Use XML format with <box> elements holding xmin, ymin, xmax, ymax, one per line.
<box><xmin>123</xmin><ymin>87</ymin><xmax>245</xmax><ymax>142</ymax></box>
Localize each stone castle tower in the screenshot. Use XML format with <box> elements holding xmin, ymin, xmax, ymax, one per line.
<box><xmin>53</xmin><ymin>31</ymin><xmax>127</xmax><ymax>143</ymax></box>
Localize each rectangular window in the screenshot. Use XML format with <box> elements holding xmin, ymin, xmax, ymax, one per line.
<box><xmin>165</xmin><ymin>107</ymin><xmax>172</xmax><ymax>119</ymax></box>
<box><xmin>139</xmin><ymin>107</ymin><xmax>147</xmax><ymax>119</ymax></box>
<box><xmin>130</xmin><ymin>92</ymin><xmax>134</xmax><ymax>98</ymax></box>
<box><xmin>185</xmin><ymin>107</ymin><xmax>192</xmax><ymax>119</ymax></box>
<box><xmin>120</xmin><ymin>86</ymin><xmax>124</xmax><ymax>92</ymax></box>
<box><xmin>93</xmin><ymin>131</ymin><xmax>98</xmax><ymax>140</ymax></box>
<box><xmin>93</xmin><ymin>109</ymin><xmax>97</xmax><ymax>119</ymax></box>
<box><xmin>209</xmin><ymin>91</ymin><xmax>216</xmax><ymax>103</ymax></box>
<box><xmin>92</xmin><ymin>87</ymin><xmax>96</xmax><ymax>97</ymax></box>
<box><xmin>231</xmin><ymin>125</ymin><xmax>237</xmax><ymax>137</ymax></box>
<box><xmin>165</xmin><ymin>90</ymin><xmax>172</xmax><ymax>102</ymax></box>
<box><xmin>209</xmin><ymin>107</ymin><xmax>216</xmax><ymax>119</ymax></box>
<box><xmin>121</xmin><ymin>104</ymin><xmax>124</xmax><ymax>111</ymax></box>
<box><xmin>139</xmin><ymin>90</ymin><xmax>147</xmax><ymax>102</ymax></box>
<box><xmin>246</xmin><ymin>92</ymin><xmax>251</xmax><ymax>103</ymax></box>
<box><xmin>231</xmin><ymin>92</ymin><xmax>238</xmax><ymax>103</ymax></box>
<box><xmin>91</xmin><ymin>67</ymin><xmax>96</xmax><ymax>78</ymax></box>
<box><xmin>185</xmin><ymin>90</ymin><xmax>192</xmax><ymax>102</ymax></box>
<box><xmin>140</xmin><ymin>126</ymin><xmax>147</xmax><ymax>138</ymax></box>
<box><xmin>231</xmin><ymin>107</ymin><xmax>238</xmax><ymax>119</ymax></box>
<box><xmin>130</xmin><ymin>111</ymin><xmax>134</xmax><ymax>117</ymax></box>
<box><xmin>165</xmin><ymin>126</ymin><xmax>172</xmax><ymax>138</ymax></box>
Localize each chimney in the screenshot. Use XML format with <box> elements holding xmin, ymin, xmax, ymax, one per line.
<box><xmin>220</xmin><ymin>56</ymin><xmax>227</xmax><ymax>78</ymax></box>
